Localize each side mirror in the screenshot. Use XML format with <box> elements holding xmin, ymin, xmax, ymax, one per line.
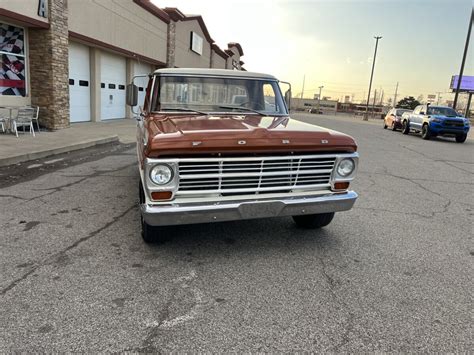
<box><xmin>420</xmin><ymin>111</ymin><xmax>425</xmax><ymax>115</ymax></box>
<box><xmin>390</xmin><ymin>113</ymin><xmax>395</xmax><ymax>117</ymax></box>
<box><xmin>126</xmin><ymin>84</ymin><xmax>138</xmax><ymax>107</ymax></box>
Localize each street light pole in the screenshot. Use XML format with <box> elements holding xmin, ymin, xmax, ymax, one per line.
<box><xmin>364</xmin><ymin>36</ymin><xmax>382</xmax><ymax>120</ymax></box>
<box><xmin>453</xmin><ymin>8</ymin><xmax>473</xmax><ymax>110</ymax></box>
<box><xmin>317</xmin><ymin>86</ymin><xmax>324</xmax><ymax>112</ymax></box>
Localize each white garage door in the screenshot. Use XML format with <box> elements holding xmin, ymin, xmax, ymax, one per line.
<box><xmin>68</xmin><ymin>42</ymin><xmax>91</xmax><ymax>122</ymax></box>
<box><xmin>100</xmin><ymin>52</ymin><xmax>126</xmax><ymax>120</ymax></box>
<box><xmin>134</xmin><ymin>62</ymin><xmax>151</xmax><ymax>110</ymax></box>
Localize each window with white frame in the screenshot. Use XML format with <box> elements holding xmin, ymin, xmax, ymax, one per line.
<box><xmin>0</xmin><ymin>23</ymin><xmax>26</xmax><ymax>96</ymax></box>
<box><xmin>190</xmin><ymin>31</ymin><xmax>203</xmax><ymax>55</ymax></box>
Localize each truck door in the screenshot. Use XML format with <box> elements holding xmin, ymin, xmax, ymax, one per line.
<box><xmin>411</xmin><ymin>105</ymin><xmax>422</xmax><ymax>129</ymax></box>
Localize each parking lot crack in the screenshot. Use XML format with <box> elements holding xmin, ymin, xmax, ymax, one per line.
<box><xmin>0</xmin><ymin>194</ymin><xmax>29</xmax><ymax>201</ymax></box>
<box><xmin>316</xmin><ymin>254</ymin><xmax>357</xmax><ymax>351</ymax></box>
<box><xmin>0</xmin><ymin>204</ymin><xmax>135</xmax><ymax>296</ymax></box>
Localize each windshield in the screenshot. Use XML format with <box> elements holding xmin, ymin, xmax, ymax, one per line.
<box><xmin>395</xmin><ymin>109</ymin><xmax>410</xmax><ymax>116</ymax></box>
<box><xmin>427</xmin><ymin>107</ymin><xmax>458</xmax><ymax>117</ymax></box>
<box><xmin>152</xmin><ymin>76</ymin><xmax>288</xmax><ymax>116</ymax></box>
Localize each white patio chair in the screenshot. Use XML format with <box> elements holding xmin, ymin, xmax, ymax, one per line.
<box><xmin>28</xmin><ymin>106</ymin><xmax>40</xmax><ymax>133</ymax></box>
<box><xmin>0</xmin><ymin>115</ymin><xmax>6</xmax><ymax>133</ymax></box>
<box><xmin>12</xmin><ymin>107</ymin><xmax>36</xmax><ymax>138</ymax></box>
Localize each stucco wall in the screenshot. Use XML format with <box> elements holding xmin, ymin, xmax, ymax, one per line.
<box><xmin>68</xmin><ymin>0</ymin><xmax>167</xmax><ymax>64</ymax></box>
<box><xmin>174</xmin><ymin>19</ymin><xmax>211</xmax><ymax>68</ymax></box>
<box><xmin>211</xmin><ymin>51</ymin><xmax>227</xmax><ymax>69</ymax></box>
<box><xmin>1</xmin><ymin>0</ymin><xmax>49</xmax><ymax>25</ymax></box>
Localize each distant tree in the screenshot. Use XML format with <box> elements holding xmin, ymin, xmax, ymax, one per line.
<box><xmin>396</xmin><ymin>96</ymin><xmax>421</xmax><ymax>110</ymax></box>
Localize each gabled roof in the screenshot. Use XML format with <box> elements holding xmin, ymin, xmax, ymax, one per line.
<box><xmin>180</xmin><ymin>15</ymin><xmax>214</xmax><ymax>44</ymax></box>
<box><xmin>228</xmin><ymin>42</ymin><xmax>244</xmax><ymax>56</ymax></box>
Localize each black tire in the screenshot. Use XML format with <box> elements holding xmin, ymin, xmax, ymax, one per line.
<box><xmin>391</xmin><ymin>122</ymin><xmax>397</xmax><ymax>131</ymax></box>
<box><xmin>383</xmin><ymin>121</ymin><xmax>387</xmax><ymax>129</ymax></box>
<box><xmin>421</xmin><ymin>124</ymin><xmax>431</xmax><ymax>140</ymax></box>
<box><xmin>455</xmin><ymin>134</ymin><xmax>467</xmax><ymax>143</ymax></box>
<box><xmin>293</xmin><ymin>212</ymin><xmax>335</xmax><ymax>229</ymax></box>
<box><xmin>139</xmin><ymin>180</ymin><xmax>158</xmax><ymax>243</ymax></box>
<box><xmin>402</xmin><ymin>120</ymin><xmax>410</xmax><ymax>134</ymax></box>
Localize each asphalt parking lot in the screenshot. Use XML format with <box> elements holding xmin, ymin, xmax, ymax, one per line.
<box><xmin>0</xmin><ymin>113</ymin><xmax>472</xmax><ymax>352</ymax></box>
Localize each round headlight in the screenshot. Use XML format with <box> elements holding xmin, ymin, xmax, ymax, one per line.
<box><xmin>337</xmin><ymin>158</ymin><xmax>355</xmax><ymax>177</ymax></box>
<box><xmin>150</xmin><ymin>164</ymin><xmax>173</xmax><ymax>185</ymax></box>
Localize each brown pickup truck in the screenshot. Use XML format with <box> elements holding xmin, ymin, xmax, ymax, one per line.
<box><xmin>126</xmin><ymin>68</ymin><xmax>358</xmax><ymax>243</ymax></box>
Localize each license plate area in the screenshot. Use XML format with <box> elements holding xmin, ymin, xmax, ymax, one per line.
<box><xmin>238</xmin><ymin>201</ymin><xmax>285</xmax><ymax>219</ymax></box>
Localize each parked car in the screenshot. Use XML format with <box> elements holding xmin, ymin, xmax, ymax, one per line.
<box><xmin>401</xmin><ymin>104</ymin><xmax>470</xmax><ymax>143</ymax></box>
<box><xmin>308</xmin><ymin>108</ymin><xmax>323</xmax><ymax>114</ymax></box>
<box><xmin>383</xmin><ymin>108</ymin><xmax>412</xmax><ymax>131</ymax></box>
<box><xmin>126</xmin><ymin>68</ymin><xmax>359</xmax><ymax>242</ymax></box>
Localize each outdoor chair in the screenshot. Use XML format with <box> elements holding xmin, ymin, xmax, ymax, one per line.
<box><xmin>28</xmin><ymin>106</ymin><xmax>40</xmax><ymax>133</ymax></box>
<box><xmin>12</xmin><ymin>107</ymin><xmax>36</xmax><ymax>138</ymax></box>
<box><xmin>0</xmin><ymin>113</ymin><xmax>6</xmax><ymax>133</ymax></box>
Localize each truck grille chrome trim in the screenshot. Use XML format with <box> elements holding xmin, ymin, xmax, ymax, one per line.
<box><xmin>176</xmin><ymin>155</ymin><xmax>338</xmax><ymax>196</ymax></box>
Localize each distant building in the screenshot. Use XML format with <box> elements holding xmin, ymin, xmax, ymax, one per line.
<box><xmin>290</xmin><ymin>97</ymin><xmax>338</xmax><ymax>113</ymax></box>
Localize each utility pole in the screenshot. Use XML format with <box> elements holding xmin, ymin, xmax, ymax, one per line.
<box><xmin>380</xmin><ymin>89</ymin><xmax>384</xmax><ymax>106</ymax></box>
<box><xmin>371</xmin><ymin>89</ymin><xmax>377</xmax><ymax>117</ymax></box>
<box><xmin>393</xmin><ymin>82</ymin><xmax>399</xmax><ymax>107</ymax></box>
<box><xmin>436</xmin><ymin>91</ymin><xmax>443</xmax><ymax>105</ymax></box>
<box><xmin>317</xmin><ymin>85</ymin><xmax>324</xmax><ymax>112</ymax></box>
<box><xmin>453</xmin><ymin>8</ymin><xmax>473</xmax><ymax>110</ymax></box>
<box><xmin>300</xmin><ymin>75</ymin><xmax>306</xmax><ymax>100</ymax></box>
<box><xmin>364</xmin><ymin>36</ymin><xmax>382</xmax><ymax>120</ymax></box>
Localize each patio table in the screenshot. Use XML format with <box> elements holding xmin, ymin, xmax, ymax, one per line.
<box><xmin>0</xmin><ymin>106</ymin><xmax>18</xmax><ymax>134</ymax></box>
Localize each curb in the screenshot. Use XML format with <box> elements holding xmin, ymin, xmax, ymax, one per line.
<box><xmin>0</xmin><ymin>135</ymin><xmax>120</xmax><ymax>167</ymax></box>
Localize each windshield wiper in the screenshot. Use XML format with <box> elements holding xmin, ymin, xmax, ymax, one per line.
<box><xmin>218</xmin><ymin>105</ymin><xmax>267</xmax><ymax>116</ymax></box>
<box><xmin>161</xmin><ymin>108</ymin><xmax>208</xmax><ymax>115</ymax></box>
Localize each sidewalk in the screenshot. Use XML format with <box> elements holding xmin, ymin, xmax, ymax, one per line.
<box><xmin>0</xmin><ymin>119</ymin><xmax>136</xmax><ymax>167</ymax></box>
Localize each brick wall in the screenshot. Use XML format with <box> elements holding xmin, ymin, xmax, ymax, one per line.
<box><xmin>29</xmin><ymin>0</ymin><xmax>69</xmax><ymax>130</ymax></box>
<box><xmin>166</xmin><ymin>21</ymin><xmax>176</xmax><ymax>68</ymax></box>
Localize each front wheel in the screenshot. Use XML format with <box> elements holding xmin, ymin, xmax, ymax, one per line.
<box><xmin>383</xmin><ymin>120</ymin><xmax>388</xmax><ymax>129</ymax></box>
<box><xmin>402</xmin><ymin>120</ymin><xmax>410</xmax><ymax>134</ymax></box>
<box><xmin>391</xmin><ymin>122</ymin><xmax>397</xmax><ymax>131</ymax></box>
<box><xmin>293</xmin><ymin>212</ymin><xmax>335</xmax><ymax>229</ymax></box>
<box><xmin>421</xmin><ymin>124</ymin><xmax>431</xmax><ymax>140</ymax></box>
<box><xmin>456</xmin><ymin>134</ymin><xmax>467</xmax><ymax>143</ymax></box>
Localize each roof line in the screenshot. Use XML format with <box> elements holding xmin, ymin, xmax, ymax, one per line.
<box><xmin>133</xmin><ymin>0</ymin><xmax>170</xmax><ymax>24</ymax></box>
<box><xmin>180</xmin><ymin>15</ymin><xmax>214</xmax><ymax>44</ymax></box>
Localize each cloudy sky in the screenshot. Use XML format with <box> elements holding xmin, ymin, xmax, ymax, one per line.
<box><xmin>153</xmin><ymin>0</ymin><xmax>473</xmax><ymax>103</ymax></box>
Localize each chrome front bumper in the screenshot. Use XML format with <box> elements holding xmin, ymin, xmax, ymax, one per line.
<box><xmin>141</xmin><ymin>191</ymin><xmax>358</xmax><ymax>226</ymax></box>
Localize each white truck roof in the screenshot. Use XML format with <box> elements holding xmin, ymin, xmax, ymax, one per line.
<box><xmin>153</xmin><ymin>68</ymin><xmax>278</xmax><ymax>80</ymax></box>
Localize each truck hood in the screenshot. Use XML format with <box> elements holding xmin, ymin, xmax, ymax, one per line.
<box><xmin>145</xmin><ymin>114</ymin><xmax>357</xmax><ymax>157</ymax></box>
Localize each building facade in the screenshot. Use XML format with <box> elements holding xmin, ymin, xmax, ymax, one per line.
<box><xmin>0</xmin><ymin>0</ymin><xmax>244</xmax><ymax>129</ymax></box>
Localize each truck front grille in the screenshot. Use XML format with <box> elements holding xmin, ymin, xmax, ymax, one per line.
<box><xmin>443</xmin><ymin>120</ymin><xmax>464</xmax><ymax>127</ymax></box>
<box><xmin>176</xmin><ymin>155</ymin><xmax>336</xmax><ymax>196</ymax></box>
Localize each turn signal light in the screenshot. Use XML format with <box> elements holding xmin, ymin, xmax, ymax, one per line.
<box><xmin>151</xmin><ymin>191</ymin><xmax>173</xmax><ymax>200</ymax></box>
<box><xmin>333</xmin><ymin>182</ymin><xmax>350</xmax><ymax>191</ymax></box>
